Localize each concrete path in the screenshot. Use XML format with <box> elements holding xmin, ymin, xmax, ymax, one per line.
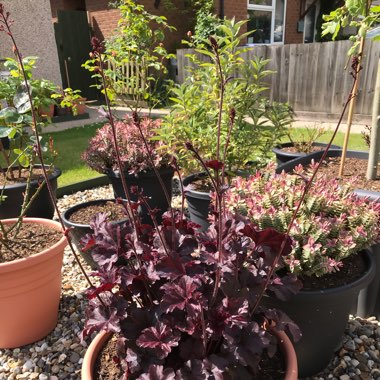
<box><xmin>42</xmin><ymin>105</ymin><xmax>370</xmax><ymax>135</ymax></box>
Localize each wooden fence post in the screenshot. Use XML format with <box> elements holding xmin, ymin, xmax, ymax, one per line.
<box><xmin>366</xmin><ymin>58</ymin><xmax>380</xmax><ymax>180</ymax></box>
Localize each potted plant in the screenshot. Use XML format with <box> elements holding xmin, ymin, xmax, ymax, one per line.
<box><xmin>61</xmin><ymin>198</ymin><xmax>129</xmax><ymax>268</ymax></box>
<box><xmin>0</xmin><ymin>3</ymin><xmax>68</xmax><ymax>349</ymax></box>
<box><xmin>272</xmin><ymin>123</ymin><xmax>342</xmax><ymax>165</ymax></box>
<box><xmin>157</xmin><ymin>19</ymin><xmax>293</xmax><ymax>230</ymax></box>
<box><xmin>52</xmin><ymin>87</ymin><xmax>87</xmax><ymax>116</ymax></box>
<box><xmin>0</xmin><ymin>56</ymin><xmax>58</xmax><ymax>119</ymax></box>
<box><xmin>78</xmin><ymin>33</ymin><xmax>301</xmax><ymax>379</ymax></box>
<box><xmin>80</xmin><ymin>210</ymin><xmax>300</xmax><ymax>379</ymax></box>
<box><xmin>0</xmin><ymin>59</ymin><xmax>61</xmax><ymax>219</ymax></box>
<box><xmin>224</xmin><ymin>166</ymin><xmax>380</xmax><ymax>376</ymax></box>
<box><xmin>33</xmin><ymin>78</ymin><xmax>58</xmax><ymax>119</ymax></box>
<box><xmin>82</xmin><ymin>116</ymin><xmax>174</xmax><ymax>224</ymax></box>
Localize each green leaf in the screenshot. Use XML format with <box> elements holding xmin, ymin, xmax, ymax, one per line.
<box><xmin>13</xmin><ymin>84</ymin><xmax>32</xmax><ymax>114</ymax></box>
<box><xmin>0</xmin><ymin>127</ymin><xmax>10</xmax><ymax>138</ymax></box>
<box><xmin>0</xmin><ymin>107</ymin><xmax>18</xmax><ymax>121</ymax></box>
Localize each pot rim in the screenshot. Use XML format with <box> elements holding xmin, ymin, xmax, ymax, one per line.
<box><xmin>82</xmin><ymin>331</ymin><xmax>112</xmax><ymax>379</ymax></box>
<box><xmin>0</xmin><ymin>217</ymin><xmax>67</xmax><ymax>271</ymax></box>
<box><xmin>106</xmin><ymin>165</ymin><xmax>174</xmax><ymax>179</ymax></box>
<box><xmin>0</xmin><ymin>165</ymin><xmax>61</xmax><ymax>190</ymax></box>
<box><xmin>297</xmin><ymin>249</ymin><xmax>375</xmax><ymax>296</ymax></box>
<box><xmin>62</xmin><ymin>198</ymin><xmax>130</xmax><ymax>228</ymax></box>
<box><xmin>82</xmin><ymin>330</ymin><xmax>298</xmax><ymax>379</ymax></box>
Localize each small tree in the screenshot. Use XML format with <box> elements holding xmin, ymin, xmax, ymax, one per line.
<box><xmin>322</xmin><ymin>0</ymin><xmax>380</xmax><ymax>178</ymax></box>
<box><xmin>83</xmin><ymin>0</ymin><xmax>175</xmax><ymax>112</ymax></box>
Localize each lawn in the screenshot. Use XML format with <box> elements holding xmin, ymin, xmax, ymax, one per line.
<box><xmin>10</xmin><ymin>123</ymin><xmax>361</xmax><ymax>188</ymax></box>
<box><xmin>285</xmin><ymin>128</ymin><xmax>368</xmax><ymax>151</ymax></box>
<box><xmin>43</xmin><ymin>122</ymin><xmax>105</xmax><ymax>187</ymax></box>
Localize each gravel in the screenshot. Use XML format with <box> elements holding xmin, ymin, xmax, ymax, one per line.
<box><xmin>0</xmin><ymin>185</ymin><xmax>379</xmax><ymax>380</ymax></box>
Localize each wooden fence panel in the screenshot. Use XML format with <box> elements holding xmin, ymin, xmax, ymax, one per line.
<box><xmin>176</xmin><ymin>40</ymin><xmax>380</xmax><ymax>117</ymax></box>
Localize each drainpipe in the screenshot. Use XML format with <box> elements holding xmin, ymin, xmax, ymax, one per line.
<box><xmin>219</xmin><ymin>0</ymin><xmax>224</xmax><ymax>19</ymax></box>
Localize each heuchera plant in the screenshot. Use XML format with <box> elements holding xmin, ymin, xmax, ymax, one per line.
<box><xmin>81</xmin><ymin>35</ymin><xmax>302</xmax><ymax>379</ymax></box>
<box><xmin>224</xmin><ymin>163</ymin><xmax>380</xmax><ymax>277</ymax></box>
<box><xmin>82</xmin><ymin>116</ymin><xmax>170</xmax><ymax>175</ymax></box>
<box><xmin>82</xmin><ymin>209</ymin><xmax>301</xmax><ymax>378</ymax></box>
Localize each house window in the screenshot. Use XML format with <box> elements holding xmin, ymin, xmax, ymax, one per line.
<box><xmin>247</xmin><ymin>0</ymin><xmax>286</xmax><ymax>44</ymax></box>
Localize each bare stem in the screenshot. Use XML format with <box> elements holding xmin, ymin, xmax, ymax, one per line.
<box><xmin>0</xmin><ymin>6</ymin><xmax>105</xmax><ymax>308</ymax></box>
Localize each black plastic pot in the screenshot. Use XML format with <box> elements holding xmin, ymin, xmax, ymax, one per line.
<box><xmin>183</xmin><ymin>168</ymin><xmax>262</xmax><ymax>231</ymax></box>
<box><xmin>272</xmin><ymin>142</ymin><xmax>342</xmax><ymax>165</ymax></box>
<box><xmin>183</xmin><ymin>172</ymin><xmax>212</xmax><ymax>231</ymax></box>
<box><xmin>266</xmin><ymin>250</ymin><xmax>375</xmax><ymax>377</ymax></box>
<box><xmin>0</xmin><ymin>165</ymin><xmax>61</xmax><ymax>219</ymax></box>
<box><xmin>277</xmin><ymin>150</ymin><xmax>380</xmax><ymax>330</ymax></box>
<box><xmin>106</xmin><ymin>166</ymin><xmax>174</xmax><ymax>224</ymax></box>
<box><xmin>62</xmin><ymin>199</ymin><xmax>129</xmax><ymax>269</ymax></box>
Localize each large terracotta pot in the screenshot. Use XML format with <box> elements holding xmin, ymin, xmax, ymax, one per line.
<box><xmin>82</xmin><ymin>329</ymin><xmax>298</xmax><ymax>380</ymax></box>
<box><xmin>0</xmin><ymin>218</ymin><xmax>67</xmax><ymax>348</ymax></box>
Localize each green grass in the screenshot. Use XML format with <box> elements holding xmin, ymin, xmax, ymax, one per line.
<box><xmin>50</xmin><ymin>125</ymin><xmax>368</xmax><ymax>187</ymax></box>
<box><xmin>2</xmin><ymin>123</ymin><xmax>368</xmax><ymax>188</ymax></box>
<box><xmin>43</xmin><ymin>122</ymin><xmax>105</xmax><ymax>187</ymax></box>
<box><xmin>285</xmin><ymin>128</ymin><xmax>368</xmax><ymax>151</ymax></box>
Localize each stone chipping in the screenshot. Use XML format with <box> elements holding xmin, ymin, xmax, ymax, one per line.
<box><xmin>0</xmin><ymin>185</ymin><xmax>379</xmax><ymax>380</ymax></box>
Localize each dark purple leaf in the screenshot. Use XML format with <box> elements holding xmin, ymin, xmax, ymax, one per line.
<box><xmin>136</xmin><ymin>322</ymin><xmax>180</xmax><ymax>359</ymax></box>
<box><xmin>268</xmin><ymin>273</ymin><xmax>303</xmax><ymax>301</ymax></box>
<box><xmin>161</xmin><ymin>276</ymin><xmax>205</xmax><ymax>316</ymax></box>
<box><xmin>137</xmin><ymin>365</ymin><xmax>175</xmax><ymax>380</ymax></box>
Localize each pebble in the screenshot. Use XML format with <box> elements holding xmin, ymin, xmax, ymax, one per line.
<box><xmin>0</xmin><ymin>186</ymin><xmax>379</xmax><ymax>380</ymax></box>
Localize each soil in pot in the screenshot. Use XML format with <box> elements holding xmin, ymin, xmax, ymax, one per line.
<box><xmin>67</xmin><ymin>201</ymin><xmax>127</xmax><ymax>225</ymax></box>
<box><xmin>306</xmin><ymin>156</ymin><xmax>380</xmax><ymax>193</ymax></box>
<box><xmin>0</xmin><ymin>222</ymin><xmax>62</xmax><ymax>263</ymax></box>
<box><xmin>63</xmin><ymin>200</ymin><xmax>129</xmax><ymax>268</ymax></box>
<box><xmin>0</xmin><ymin>167</ymin><xmax>47</xmax><ymax>185</ymax></box>
<box><xmin>0</xmin><ymin>165</ymin><xmax>61</xmax><ymax>219</ymax></box>
<box><xmin>299</xmin><ymin>253</ymin><xmax>367</xmax><ymax>290</ymax></box>
<box><xmin>93</xmin><ymin>335</ymin><xmax>289</xmax><ymax>380</ymax></box>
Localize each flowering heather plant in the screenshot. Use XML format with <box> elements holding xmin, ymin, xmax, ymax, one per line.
<box><xmin>82</xmin><ymin>116</ymin><xmax>170</xmax><ymax>175</ymax></box>
<box><xmin>224</xmin><ymin>163</ymin><xmax>380</xmax><ymax>277</ymax></box>
<box><xmin>82</xmin><ymin>210</ymin><xmax>301</xmax><ymax>378</ymax></box>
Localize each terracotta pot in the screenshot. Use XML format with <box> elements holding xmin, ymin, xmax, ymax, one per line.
<box><xmin>73</xmin><ymin>97</ymin><xmax>87</xmax><ymax>115</ymax></box>
<box><xmin>37</xmin><ymin>104</ymin><xmax>55</xmax><ymax>118</ymax></box>
<box><xmin>0</xmin><ymin>218</ymin><xmax>67</xmax><ymax>348</ymax></box>
<box><xmin>82</xmin><ymin>330</ymin><xmax>298</xmax><ymax>379</ymax></box>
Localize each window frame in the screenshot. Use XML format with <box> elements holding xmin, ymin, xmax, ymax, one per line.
<box><xmin>247</xmin><ymin>0</ymin><xmax>287</xmax><ymax>45</ymax></box>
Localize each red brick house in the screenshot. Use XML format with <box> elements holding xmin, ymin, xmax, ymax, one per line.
<box><xmin>48</xmin><ymin>0</ymin><xmax>322</xmax><ymax>98</ymax></box>
<box><xmin>50</xmin><ymin>0</ymin><xmax>309</xmax><ymax>52</ymax></box>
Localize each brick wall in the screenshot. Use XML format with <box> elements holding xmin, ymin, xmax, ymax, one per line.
<box><xmin>284</xmin><ymin>0</ymin><xmax>303</xmax><ymax>44</ymax></box>
<box><xmin>69</xmin><ymin>0</ymin><xmax>195</xmax><ymax>54</ymax></box>
<box><xmin>217</xmin><ymin>0</ymin><xmax>303</xmax><ymax>44</ymax></box>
